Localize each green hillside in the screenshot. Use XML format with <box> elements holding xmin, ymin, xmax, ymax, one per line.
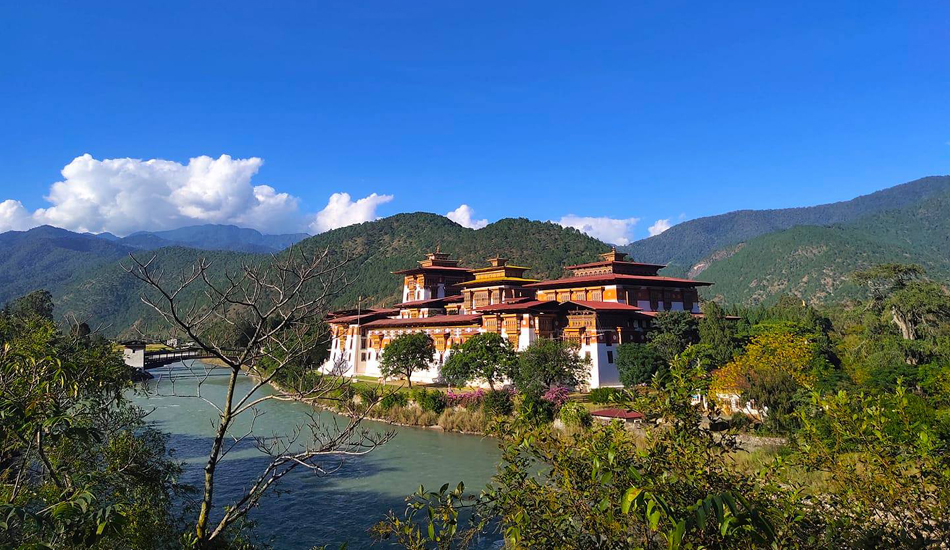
<box><xmin>285</xmin><ymin>213</ymin><xmax>610</xmax><ymax>308</ymax></box>
<box><xmin>698</xmin><ymin>190</ymin><xmax>950</xmax><ymax>305</ymax></box>
<box><xmin>622</xmin><ymin>175</ymin><xmax>950</xmax><ymax>275</ymax></box>
<box><xmin>0</xmin><ymin>226</ymin><xmax>133</xmax><ymax>306</ymax></box>
<box><xmin>19</xmin><ymin>214</ymin><xmax>608</xmax><ymax>336</ymax></box>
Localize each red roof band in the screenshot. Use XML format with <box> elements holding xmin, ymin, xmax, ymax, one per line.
<box><xmin>591</xmin><ymin>408</ymin><xmax>645</xmax><ymax>420</ymax></box>
<box><xmin>525</xmin><ymin>273</ymin><xmax>712</xmax><ymax>289</ymax></box>
<box><xmin>362</xmin><ymin>314</ymin><xmax>483</xmax><ymax>329</ymax></box>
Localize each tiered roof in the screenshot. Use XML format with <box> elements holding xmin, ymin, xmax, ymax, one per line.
<box><xmin>456</xmin><ymin>257</ymin><xmax>538</xmax><ymax>288</ymax></box>
<box><xmin>392</xmin><ymin>250</ymin><xmax>473</xmax><ymax>276</ymax></box>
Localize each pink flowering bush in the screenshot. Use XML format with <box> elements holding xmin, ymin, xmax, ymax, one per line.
<box><xmin>446</xmin><ymin>388</ymin><xmax>486</xmax><ymax>409</ymax></box>
<box><xmin>542</xmin><ymin>385</ymin><xmax>570</xmax><ymax>409</ymax></box>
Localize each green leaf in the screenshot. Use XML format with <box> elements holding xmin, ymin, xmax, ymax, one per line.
<box><xmin>621</xmin><ymin>487</ymin><xmax>642</xmax><ymax>514</ymax></box>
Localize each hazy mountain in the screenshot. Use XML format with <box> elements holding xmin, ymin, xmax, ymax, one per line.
<box><xmin>621</xmin><ymin>176</ymin><xmax>950</xmax><ymax>275</ymax></box>
<box><xmin>94</xmin><ymin>224</ymin><xmax>310</xmax><ymax>253</ymax></box>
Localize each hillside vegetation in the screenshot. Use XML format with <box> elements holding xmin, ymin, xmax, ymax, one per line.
<box><xmin>699</xmin><ymin>189</ymin><xmax>950</xmax><ymax>305</ymax></box>
<box><xmin>4</xmin><ymin>176</ymin><xmax>950</xmax><ymax>332</ymax></box>
<box><xmin>622</xmin><ymin>175</ymin><xmax>950</xmax><ymax>275</ymax></box>
<box><xmin>5</xmin><ymin>214</ymin><xmax>608</xmax><ymax>337</ymax></box>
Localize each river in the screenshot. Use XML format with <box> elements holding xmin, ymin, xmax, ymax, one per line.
<box><xmin>131</xmin><ymin>362</ymin><xmax>502</xmax><ymax>549</ymax></box>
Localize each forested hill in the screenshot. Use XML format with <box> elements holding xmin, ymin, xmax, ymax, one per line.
<box><xmin>285</xmin><ymin>213</ymin><xmax>610</xmax><ymax>308</ymax></box>
<box><xmin>698</xmin><ymin>188</ymin><xmax>950</xmax><ymax>305</ymax></box>
<box><xmin>4</xmin><ymin>214</ymin><xmax>609</xmax><ymax>337</ymax></box>
<box><xmin>0</xmin><ymin>226</ymin><xmax>134</xmax><ymax>306</ymax></box>
<box><xmin>621</xmin><ymin>175</ymin><xmax>950</xmax><ymax>275</ymax></box>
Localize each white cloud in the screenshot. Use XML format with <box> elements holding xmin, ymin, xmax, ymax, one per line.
<box><xmin>308</xmin><ymin>192</ymin><xmax>393</xmax><ymax>233</ymax></box>
<box><xmin>1</xmin><ymin>154</ymin><xmax>393</xmax><ymax>236</ymax></box>
<box><xmin>557</xmin><ymin>215</ymin><xmax>640</xmax><ymax>245</ymax></box>
<box><xmin>648</xmin><ymin>218</ymin><xmax>672</xmax><ymax>236</ymax></box>
<box><xmin>446</xmin><ymin>204</ymin><xmax>488</xmax><ymax>229</ymax></box>
<box><xmin>0</xmin><ymin>200</ymin><xmax>34</xmax><ymax>232</ymax></box>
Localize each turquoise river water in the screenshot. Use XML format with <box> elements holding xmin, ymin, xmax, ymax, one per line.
<box><xmin>130</xmin><ymin>362</ymin><xmax>502</xmax><ymax>549</ymax></box>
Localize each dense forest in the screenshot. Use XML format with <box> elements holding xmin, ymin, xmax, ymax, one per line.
<box><xmin>621</xmin><ymin>175</ymin><xmax>950</xmax><ymax>276</ymax></box>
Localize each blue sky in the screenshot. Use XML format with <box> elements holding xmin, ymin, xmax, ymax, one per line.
<box><xmin>1</xmin><ymin>1</ymin><xmax>948</xmax><ymax>243</ymax></box>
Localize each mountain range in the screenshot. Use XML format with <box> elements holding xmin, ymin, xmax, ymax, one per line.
<box><xmin>1</xmin><ymin>175</ymin><xmax>948</xmax><ymax>335</ymax></box>
<box><xmin>90</xmin><ymin>224</ymin><xmax>309</xmax><ymax>253</ymax></box>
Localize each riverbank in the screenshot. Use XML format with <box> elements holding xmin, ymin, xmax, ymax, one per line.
<box><xmin>196</xmin><ymin>358</ymin><xmax>787</xmax><ymax>447</ymax></box>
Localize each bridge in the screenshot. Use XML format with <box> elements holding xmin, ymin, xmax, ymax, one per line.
<box><xmin>121</xmin><ymin>341</ymin><xmax>231</xmax><ymax>370</ymax></box>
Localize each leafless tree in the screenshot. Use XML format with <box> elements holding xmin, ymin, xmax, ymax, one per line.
<box><xmin>124</xmin><ymin>245</ymin><xmax>393</xmax><ymax>546</ymax></box>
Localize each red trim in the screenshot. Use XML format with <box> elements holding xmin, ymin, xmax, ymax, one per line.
<box><xmin>362</xmin><ymin>314</ymin><xmax>483</xmax><ymax>329</ymax></box>
<box><xmin>564</xmin><ymin>260</ymin><xmax>665</xmax><ymax>270</ymax></box>
<box><xmin>561</xmin><ymin>300</ymin><xmax>642</xmax><ymax>312</ymax></box>
<box><xmin>391</xmin><ymin>266</ymin><xmax>474</xmax><ymax>275</ymax></box>
<box><xmin>525</xmin><ymin>273</ymin><xmax>713</xmax><ymax>288</ymax></box>
<box><xmin>475</xmin><ymin>300</ymin><xmax>559</xmax><ymax>312</ymax></box>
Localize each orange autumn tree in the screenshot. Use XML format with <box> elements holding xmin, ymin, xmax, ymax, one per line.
<box><xmin>710</xmin><ymin>330</ymin><xmax>817</xmax><ymax>408</ymax></box>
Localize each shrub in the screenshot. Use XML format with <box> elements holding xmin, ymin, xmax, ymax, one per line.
<box><xmin>482</xmin><ymin>388</ymin><xmax>515</xmax><ymax>417</ymax></box>
<box><xmin>445</xmin><ymin>388</ymin><xmax>486</xmax><ymax>409</ymax></box>
<box><xmin>519</xmin><ymin>392</ymin><xmax>555</xmax><ymax>424</ymax></box>
<box><xmin>588</xmin><ymin>387</ymin><xmax>621</xmax><ymax>404</ymax></box>
<box><xmin>357</xmin><ymin>385</ymin><xmax>380</xmax><ymax>404</ymax></box>
<box><xmin>542</xmin><ymin>385</ymin><xmax>570</xmax><ymax>409</ymax></box>
<box><xmin>559</xmin><ymin>401</ymin><xmax>592</xmax><ymax>428</ymax></box>
<box><xmin>380</xmin><ymin>391</ymin><xmax>409</xmax><ymax>411</ymax></box>
<box><xmin>411</xmin><ymin>388</ymin><xmax>447</xmax><ymax>414</ymax></box>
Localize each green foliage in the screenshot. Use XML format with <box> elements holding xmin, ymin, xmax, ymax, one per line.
<box><xmin>6</xmin><ymin>289</ymin><xmax>55</xmax><ymax>320</ymax></box>
<box><xmin>616</xmin><ymin>343</ymin><xmax>665</xmax><ymax>387</ymax></box>
<box><xmin>698</xmin><ymin>301</ymin><xmax>736</xmax><ymax>367</ymax></box>
<box><xmin>0</xmin><ymin>303</ymin><xmax>183</xmax><ymax>548</ymax></box>
<box><xmin>792</xmin><ymin>385</ymin><xmax>950</xmax><ymax>546</ymax></box>
<box><xmin>440</xmin><ymin>332</ymin><xmax>516</xmax><ymax>389</ymax></box>
<box><xmin>379</xmin><ymin>360</ymin><xmax>782</xmax><ymax>549</ymax></box>
<box><xmin>410</xmin><ymin>388</ymin><xmax>447</xmax><ymax>414</ymax></box>
<box><xmin>558</xmin><ymin>401</ymin><xmax>592</xmax><ymax>427</ymax></box>
<box><xmin>623</xmin><ymin>175</ymin><xmax>950</xmax><ymax>277</ymax></box>
<box><xmin>516</xmin><ymin>393</ymin><xmax>555</xmax><ymax>424</ymax></box>
<box><xmin>380</xmin><ymin>390</ymin><xmax>409</xmax><ymax>411</ymax></box>
<box><xmin>481</xmin><ymin>389</ymin><xmax>514</xmax><ymax>417</ymax></box>
<box><xmin>588</xmin><ymin>386</ymin><xmax>622</xmax><ymax>404</ymax></box>
<box><xmin>510</xmin><ymin>339</ymin><xmax>589</xmax><ymax>397</ymax></box>
<box><xmin>380</xmin><ymin>332</ymin><xmax>435</xmax><ymax>387</ymax></box>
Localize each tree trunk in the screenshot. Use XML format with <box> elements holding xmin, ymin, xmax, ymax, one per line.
<box><xmin>891</xmin><ymin>307</ymin><xmax>917</xmax><ymax>340</ymax></box>
<box><xmin>196</xmin><ymin>366</ymin><xmax>239</xmax><ymax>545</ymax></box>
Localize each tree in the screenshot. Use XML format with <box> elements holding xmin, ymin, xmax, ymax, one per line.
<box><xmin>380</xmin><ymin>332</ymin><xmax>435</xmax><ymax>388</ymax></box>
<box><xmin>0</xmin><ymin>307</ymin><xmax>182</xmax><ymax>548</ymax></box>
<box><xmin>710</xmin><ymin>329</ymin><xmax>817</xmax><ymax>418</ymax></box>
<box><xmin>647</xmin><ymin>310</ymin><xmax>698</xmax><ymax>361</ymax></box>
<box><xmin>698</xmin><ymin>301</ymin><xmax>736</xmax><ymax>367</ymax></box>
<box><xmin>510</xmin><ymin>339</ymin><xmax>588</xmax><ymax>396</ymax></box>
<box><xmin>440</xmin><ymin>332</ymin><xmax>516</xmax><ymax>389</ymax></box>
<box><xmin>6</xmin><ymin>289</ymin><xmax>54</xmax><ymax>320</ymax></box>
<box><xmin>125</xmin><ymin>246</ymin><xmax>391</xmax><ymax>546</ymax></box>
<box><xmin>853</xmin><ymin>263</ymin><xmax>950</xmax><ymax>341</ymax></box>
<box><xmin>616</xmin><ymin>342</ymin><xmax>664</xmax><ymax>387</ymax></box>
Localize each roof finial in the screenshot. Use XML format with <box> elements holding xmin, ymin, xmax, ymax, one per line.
<box><xmin>435</xmin><ymin>243</ymin><xmax>441</xmax><ymax>254</ymax></box>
